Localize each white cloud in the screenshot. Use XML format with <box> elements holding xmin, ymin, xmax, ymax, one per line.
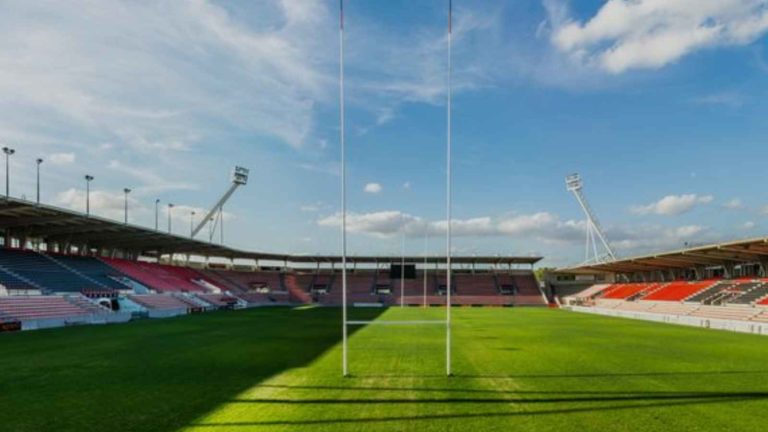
<box><xmin>723</xmin><ymin>198</ymin><xmax>744</xmax><ymax>209</ymax></box>
<box><xmin>48</xmin><ymin>152</ymin><xmax>76</xmax><ymax>165</ymax></box>
<box><xmin>0</xmin><ymin>0</ymin><xmax>332</xmax><ymax>152</ymax></box>
<box><xmin>318</xmin><ymin>211</ymin><xmax>415</xmax><ymax>238</ymax></box>
<box><xmin>317</xmin><ymin>209</ymin><xmax>717</xmax><ymax>258</ymax></box>
<box><xmin>318</xmin><ymin>210</ymin><xmax>585</xmax><ymax>243</ymax></box>
<box><xmin>693</xmin><ymin>91</ymin><xmax>746</xmax><ymax>108</ymax></box>
<box><xmin>631</xmin><ymin>194</ymin><xmax>714</xmax><ymax>216</ymax></box>
<box><xmin>55</xmin><ymin>188</ymin><xmax>138</xmax><ymax>221</ymax></box>
<box><xmin>54</xmin><ymin>188</ymin><xmax>233</xmax><ymax>231</ymax></box>
<box><xmin>548</xmin><ymin>0</ymin><xmax>768</xmax><ymax>73</ymax></box>
<box><xmin>300</xmin><ymin>202</ymin><xmax>324</xmax><ymax>213</ymax></box>
<box><xmin>363</xmin><ymin>183</ymin><xmax>383</xmax><ymax>194</ymax></box>
<box><xmin>107</xmin><ymin>160</ymin><xmax>196</xmax><ymax>195</ymax></box>
<box><xmin>608</xmin><ymin>224</ymin><xmax>713</xmax><ymax>252</ymax></box>
<box><xmin>743</xmin><ymin>221</ymin><xmax>756</xmax><ymax>229</ymax></box>
<box><xmin>296</xmin><ymin>162</ymin><xmax>339</xmax><ymax>177</ymax></box>
<box><xmin>402</xmin><ymin>181</ymin><xmax>412</xmax><ymax>190</ymax></box>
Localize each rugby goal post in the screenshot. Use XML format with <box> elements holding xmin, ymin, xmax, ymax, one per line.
<box><xmin>338</xmin><ymin>0</ymin><xmax>454</xmax><ymax>377</ymax></box>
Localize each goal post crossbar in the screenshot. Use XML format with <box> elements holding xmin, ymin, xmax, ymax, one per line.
<box><xmin>346</xmin><ymin>320</ymin><xmax>447</xmax><ymax>326</ymax></box>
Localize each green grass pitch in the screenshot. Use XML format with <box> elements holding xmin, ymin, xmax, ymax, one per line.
<box><xmin>2</xmin><ymin>306</ymin><xmax>768</xmax><ymax>431</ymax></box>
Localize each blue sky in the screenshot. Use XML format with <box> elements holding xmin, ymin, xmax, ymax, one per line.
<box><xmin>3</xmin><ymin>0</ymin><xmax>768</xmax><ymax>266</ymax></box>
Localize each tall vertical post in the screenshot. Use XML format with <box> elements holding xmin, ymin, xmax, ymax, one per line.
<box><xmin>340</xmin><ymin>0</ymin><xmax>349</xmax><ymax>377</ymax></box>
<box><xmin>123</xmin><ymin>188</ymin><xmax>131</xmax><ymax>224</ymax></box>
<box><xmin>423</xmin><ymin>229</ymin><xmax>428</xmax><ymax>308</ymax></box>
<box><xmin>155</xmin><ymin>199</ymin><xmax>160</xmax><ymax>230</ymax></box>
<box><xmin>168</xmin><ymin>203</ymin><xmax>174</xmax><ymax>234</ymax></box>
<box><xmin>445</xmin><ymin>0</ymin><xmax>453</xmax><ymax>377</ymax></box>
<box><xmin>565</xmin><ymin>174</ymin><xmax>616</xmax><ymax>264</ymax></box>
<box><xmin>3</xmin><ymin>147</ymin><xmax>15</xmax><ymax>199</ymax></box>
<box><xmin>4</xmin><ymin>151</ymin><xmax>8</xmax><ymax>199</ymax></box>
<box><xmin>400</xmin><ymin>215</ymin><xmax>405</xmax><ymax>307</ymax></box>
<box><xmin>84</xmin><ymin>175</ymin><xmax>94</xmax><ymax>216</ymax></box>
<box><xmin>36</xmin><ymin>158</ymin><xmax>43</xmax><ymax>204</ymax></box>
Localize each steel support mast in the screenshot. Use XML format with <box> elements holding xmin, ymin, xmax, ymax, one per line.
<box><xmin>565</xmin><ymin>173</ymin><xmax>616</xmax><ymax>264</ymax></box>
<box><xmin>191</xmin><ymin>166</ymin><xmax>249</xmax><ymax>239</ymax></box>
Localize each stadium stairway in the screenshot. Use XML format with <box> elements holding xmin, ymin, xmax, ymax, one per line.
<box><xmin>116</xmin><ymin>296</ymin><xmax>148</xmax><ymax>316</ymax></box>
<box><xmin>283</xmin><ymin>274</ymin><xmax>312</xmax><ymax>303</ymax></box>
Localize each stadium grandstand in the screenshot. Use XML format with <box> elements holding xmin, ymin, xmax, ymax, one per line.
<box><xmin>0</xmin><ymin>197</ymin><xmax>545</xmax><ymax>331</ymax></box>
<box><xmin>552</xmin><ymin>237</ymin><xmax>768</xmax><ymax>334</ymax></box>
<box><xmin>7</xmin><ymin>1</ymin><xmax>768</xmax><ymax>431</ymax></box>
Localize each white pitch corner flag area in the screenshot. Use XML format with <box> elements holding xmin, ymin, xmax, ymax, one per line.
<box><xmin>339</xmin><ymin>0</ymin><xmax>454</xmax><ymax>377</ymax></box>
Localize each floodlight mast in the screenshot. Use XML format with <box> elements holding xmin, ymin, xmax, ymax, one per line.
<box><xmin>191</xmin><ymin>166</ymin><xmax>249</xmax><ymax>238</ymax></box>
<box><xmin>565</xmin><ymin>173</ymin><xmax>616</xmax><ymax>263</ymax></box>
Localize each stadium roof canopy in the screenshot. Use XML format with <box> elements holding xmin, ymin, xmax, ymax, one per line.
<box><xmin>0</xmin><ymin>198</ymin><xmax>541</xmax><ymax>265</ymax></box>
<box><xmin>561</xmin><ymin>237</ymin><xmax>768</xmax><ymax>274</ymax></box>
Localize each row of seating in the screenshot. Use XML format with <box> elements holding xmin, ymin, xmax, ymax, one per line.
<box><xmin>0</xmin><ymin>250</ymin><xmax>105</xmax><ymax>293</ymax></box>
<box><xmin>102</xmin><ymin>258</ymin><xmax>209</xmax><ymax>293</ymax></box>
<box><xmin>594</xmin><ymin>298</ymin><xmax>765</xmax><ymax>322</ymax></box>
<box><xmin>0</xmin><ymin>295</ymin><xmax>100</xmax><ymax>321</ymax></box>
<box><xmin>574</xmin><ymin>279</ymin><xmax>768</xmax><ymax>305</ymax></box>
<box><xmin>0</xmin><ymin>248</ymin><xmax>543</xmax><ymax>307</ymax></box>
<box><xmin>128</xmin><ymin>294</ymin><xmax>199</xmax><ymax>311</ymax></box>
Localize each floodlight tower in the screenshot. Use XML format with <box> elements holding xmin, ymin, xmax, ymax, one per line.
<box><xmin>565</xmin><ymin>173</ymin><xmax>616</xmax><ymax>264</ymax></box>
<box><xmin>191</xmin><ymin>166</ymin><xmax>249</xmax><ymax>240</ymax></box>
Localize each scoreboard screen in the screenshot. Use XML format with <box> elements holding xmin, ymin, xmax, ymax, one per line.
<box><xmin>390</xmin><ymin>264</ymin><xmax>416</xmax><ymax>279</ymax></box>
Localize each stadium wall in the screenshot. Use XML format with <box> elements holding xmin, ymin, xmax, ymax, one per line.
<box><xmin>568</xmin><ymin>305</ymin><xmax>768</xmax><ymax>336</ymax></box>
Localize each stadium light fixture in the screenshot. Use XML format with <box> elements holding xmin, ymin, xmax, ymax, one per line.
<box><xmin>123</xmin><ymin>188</ymin><xmax>131</xmax><ymax>224</ymax></box>
<box><xmin>565</xmin><ymin>173</ymin><xmax>616</xmax><ymax>264</ymax></box>
<box><xmin>167</xmin><ymin>203</ymin><xmax>174</xmax><ymax>234</ymax></box>
<box><xmin>190</xmin><ymin>210</ymin><xmax>196</xmax><ymax>238</ymax></box>
<box><xmin>2</xmin><ymin>146</ymin><xmax>15</xmax><ymax>199</ymax></box>
<box><xmin>35</xmin><ymin>158</ymin><xmax>43</xmax><ymax>204</ymax></box>
<box><xmin>84</xmin><ymin>175</ymin><xmax>94</xmax><ymax>216</ymax></box>
<box><xmin>190</xmin><ymin>166</ymin><xmax>248</xmax><ymax>240</ymax></box>
<box><xmin>154</xmin><ymin>199</ymin><xmax>160</xmax><ymax>231</ymax></box>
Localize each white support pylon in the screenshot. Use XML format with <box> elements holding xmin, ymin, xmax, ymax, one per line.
<box><xmin>565</xmin><ymin>173</ymin><xmax>616</xmax><ymax>264</ymax></box>
<box><xmin>340</xmin><ymin>0</ymin><xmax>348</xmax><ymax>378</ymax></box>
<box><xmin>445</xmin><ymin>0</ymin><xmax>453</xmax><ymax>377</ymax></box>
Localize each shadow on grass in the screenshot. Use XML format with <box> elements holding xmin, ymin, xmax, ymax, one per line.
<box><xmin>226</xmin><ymin>391</ymin><xmax>768</xmax><ymax>405</ymax></box>
<box><xmin>356</xmin><ymin>370</ymin><xmax>768</xmax><ymax>380</ymax></box>
<box><xmin>249</xmin><ymin>383</ymin><xmax>768</xmax><ymax>396</ymax></box>
<box><xmin>190</xmin><ymin>391</ymin><xmax>768</xmax><ymax>427</ymax></box>
<box><xmin>0</xmin><ymin>307</ymin><xmax>385</xmax><ymax>432</ymax></box>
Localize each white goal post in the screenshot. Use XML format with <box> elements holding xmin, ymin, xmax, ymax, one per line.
<box><xmin>338</xmin><ymin>0</ymin><xmax>454</xmax><ymax>377</ymax></box>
